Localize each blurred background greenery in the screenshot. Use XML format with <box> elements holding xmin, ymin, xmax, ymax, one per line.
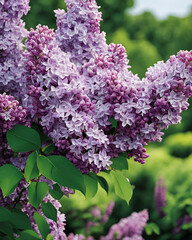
<box><xmin>23</xmin><ymin>0</ymin><xmax>192</xmax><ymax>239</ymax></box>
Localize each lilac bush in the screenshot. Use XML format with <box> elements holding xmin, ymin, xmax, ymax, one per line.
<box><xmin>0</xmin><ymin>0</ymin><xmax>192</xmax><ymax>239</ymax></box>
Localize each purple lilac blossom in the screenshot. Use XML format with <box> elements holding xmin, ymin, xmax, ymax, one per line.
<box><xmin>67</xmin><ymin>233</ymin><xmax>87</xmax><ymax>240</ymax></box>
<box><xmin>31</xmin><ymin>194</ymin><xmax>67</xmax><ymax>239</ymax></box>
<box><xmin>1</xmin><ymin>0</ymin><xmax>192</xmax><ymax>173</ymax></box>
<box><xmin>101</xmin><ymin>201</ymin><xmax>115</xmax><ymax>224</ymax></box>
<box><xmin>55</xmin><ymin>0</ymin><xmax>107</xmax><ymax>66</ymax></box>
<box><xmin>23</xmin><ymin>24</ymin><xmax>112</xmax><ymax>173</ymax></box>
<box><xmin>100</xmin><ymin>210</ymin><xmax>149</xmax><ymax>240</ymax></box>
<box><xmin>91</xmin><ymin>206</ymin><xmax>101</xmax><ymax>219</ymax></box>
<box><xmin>0</xmin><ymin>0</ymin><xmax>30</xmax><ymax>99</ymax></box>
<box><xmin>0</xmin><ymin>177</ymin><xmax>69</xmax><ymax>239</ymax></box>
<box><xmin>1</xmin><ymin>0</ymin><xmax>192</xmax><ymax>171</ymax></box>
<box><xmin>154</xmin><ymin>177</ymin><xmax>166</xmax><ymax>218</ymax></box>
<box><xmin>173</xmin><ymin>214</ymin><xmax>192</xmax><ymax>234</ymax></box>
<box><xmin>0</xmin><ymin>93</ymin><xmax>27</xmax><ymax>166</ymax></box>
<box><xmin>55</xmin><ymin>0</ymin><xmax>192</xmax><ymax>165</ymax></box>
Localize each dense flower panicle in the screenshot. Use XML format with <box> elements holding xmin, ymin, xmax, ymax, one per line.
<box><xmin>23</xmin><ymin>0</ymin><xmax>192</xmax><ymax>169</ymax></box>
<box><xmin>23</xmin><ymin>24</ymin><xmax>112</xmax><ymax>173</ymax></box>
<box><xmin>100</xmin><ymin>210</ymin><xmax>149</xmax><ymax>240</ymax></box>
<box><xmin>154</xmin><ymin>177</ymin><xmax>166</xmax><ymax>218</ymax></box>
<box><xmin>55</xmin><ymin>0</ymin><xmax>107</xmax><ymax>65</ymax></box>
<box><xmin>0</xmin><ymin>0</ymin><xmax>30</xmax><ymax>98</ymax></box>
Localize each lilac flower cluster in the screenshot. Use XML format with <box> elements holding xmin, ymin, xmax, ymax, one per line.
<box><xmin>154</xmin><ymin>177</ymin><xmax>166</xmax><ymax>218</ymax></box>
<box><xmin>0</xmin><ymin>0</ymin><xmax>29</xmax><ymax>99</ymax></box>
<box><xmin>100</xmin><ymin>210</ymin><xmax>149</xmax><ymax>240</ymax></box>
<box><xmin>1</xmin><ymin>0</ymin><xmax>192</xmax><ymax>175</ymax></box>
<box><xmin>85</xmin><ymin>201</ymin><xmax>115</xmax><ymax>234</ymax></box>
<box><xmin>55</xmin><ymin>0</ymin><xmax>107</xmax><ymax>65</ymax></box>
<box><xmin>23</xmin><ymin>0</ymin><xmax>192</xmax><ymax>170</ymax></box>
<box><xmin>101</xmin><ymin>201</ymin><xmax>115</xmax><ymax>224</ymax></box>
<box><xmin>23</xmin><ymin>24</ymin><xmax>111</xmax><ymax>173</ymax></box>
<box><xmin>0</xmin><ymin>93</ymin><xmax>27</xmax><ymax>166</ymax></box>
<box><xmin>0</xmin><ymin>0</ymin><xmax>192</xmax><ymax>238</ymax></box>
<box><xmin>30</xmin><ymin>194</ymin><xmax>66</xmax><ymax>240</ymax></box>
<box><xmin>0</xmin><ymin>174</ymin><xmax>68</xmax><ymax>239</ymax></box>
<box><xmin>173</xmin><ymin>214</ymin><xmax>192</xmax><ymax>234</ymax></box>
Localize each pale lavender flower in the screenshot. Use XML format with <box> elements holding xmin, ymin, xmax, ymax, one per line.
<box><xmin>0</xmin><ymin>93</ymin><xmax>27</xmax><ymax>166</ymax></box>
<box><xmin>0</xmin><ymin>0</ymin><xmax>30</xmax><ymax>99</ymax></box>
<box><xmin>55</xmin><ymin>0</ymin><xmax>107</xmax><ymax>65</ymax></box>
<box><xmin>100</xmin><ymin>210</ymin><xmax>148</xmax><ymax>240</ymax></box>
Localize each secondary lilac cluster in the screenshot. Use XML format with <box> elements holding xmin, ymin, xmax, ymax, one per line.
<box><xmin>154</xmin><ymin>177</ymin><xmax>166</xmax><ymax>218</ymax></box>
<box><xmin>0</xmin><ymin>93</ymin><xmax>27</xmax><ymax>166</ymax></box>
<box><xmin>101</xmin><ymin>201</ymin><xmax>115</xmax><ymax>224</ymax></box>
<box><xmin>173</xmin><ymin>214</ymin><xmax>192</xmax><ymax>234</ymax></box>
<box><xmin>100</xmin><ymin>210</ymin><xmax>149</xmax><ymax>240</ymax></box>
<box><xmin>0</xmin><ymin>0</ymin><xmax>29</xmax><ymax>99</ymax></box>
<box><xmin>85</xmin><ymin>201</ymin><xmax>115</xmax><ymax>234</ymax></box>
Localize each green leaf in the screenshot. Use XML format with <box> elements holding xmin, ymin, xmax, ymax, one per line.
<box><xmin>145</xmin><ymin>223</ymin><xmax>160</xmax><ymax>235</ymax></box>
<box><xmin>46</xmin><ymin>235</ymin><xmax>54</xmax><ymax>240</ymax></box>
<box><xmin>0</xmin><ymin>222</ymin><xmax>13</xmax><ymax>238</ymax></box>
<box><xmin>111</xmin><ymin>152</ymin><xmax>128</xmax><ymax>170</ymax></box>
<box><xmin>84</xmin><ymin>174</ymin><xmax>98</xmax><ymax>199</ymax></box>
<box><xmin>24</xmin><ymin>152</ymin><xmax>39</xmax><ymax>182</ymax></box>
<box><xmin>37</xmin><ymin>155</ymin><xmax>53</xmax><ymax>178</ymax></box>
<box><xmin>19</xmin><ymin>230</ymin><xmax>41</xmax><ymax>240</ymax></box>
<box><xmin>49</xmin><ymin>184</ymin><xmax>63</xmax><ymax>200</ymax></box>
<box><xmin>42</xmin><ymin>201</ymin><xmax>57</xmax><ymax>222</ymax></box>
<box><xmin>110</xmin><ymin>170</ymin><xmax>133</xmax><ymax>204</ymax></box>
<box><xmin>0</xmin><ymin>207</ymin><xmax>11</xmax><ymax>222</ymax></box>
<box><xmin>33</xmin><ymin>212</ymin><xmax>49</xmax><ymax>239</ymax></box>
<box><xmin>6</xmin><ymin>125</ymin><xmax>41</xmax><ymax>152</ymax></box>
<box><xmin>186</xmin><ymin>205</ymin><xmax>192</xmax><ymax>216</ymax></box>
<box><xmin>37</xmin><ymin>155</ymin><xmax>85</xmax><ymax>194</ymax></box>
<box><xmin>0</xmin><ymin>164</ymin><xmax>23</xmax><ymax>197</ymax></box>
<box><xmin>10</xmin><ymin>209</ymin><xmax>31</xmax><ymax>230</ymax></box>
<box><xmin>181</xmin><ymin>222</ymin><xmax>192</xmax><ymax>230</ymax></box>
<box><xmin>42</xmin><ymin>143</ymin><xmax>55</xmax><ymax>155</ymax></box>
<box><xmin>97</xmin><ymin>176</ymin><xmax>109</xmax><ymax>194</ymax></box>
<box><xmin>88</xmin><ymin>172</ymin><xmax>108</xmax><ymax>194</ymax></box>
<box><xmin>28</xmin><ymin>182</ymin><xmax>49</xmax><ymax>209</ymax></box>
<box><xmin>109</xmin><ymin>117</ymin><xmax>118</xmax><ymax>129</ymax></box>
